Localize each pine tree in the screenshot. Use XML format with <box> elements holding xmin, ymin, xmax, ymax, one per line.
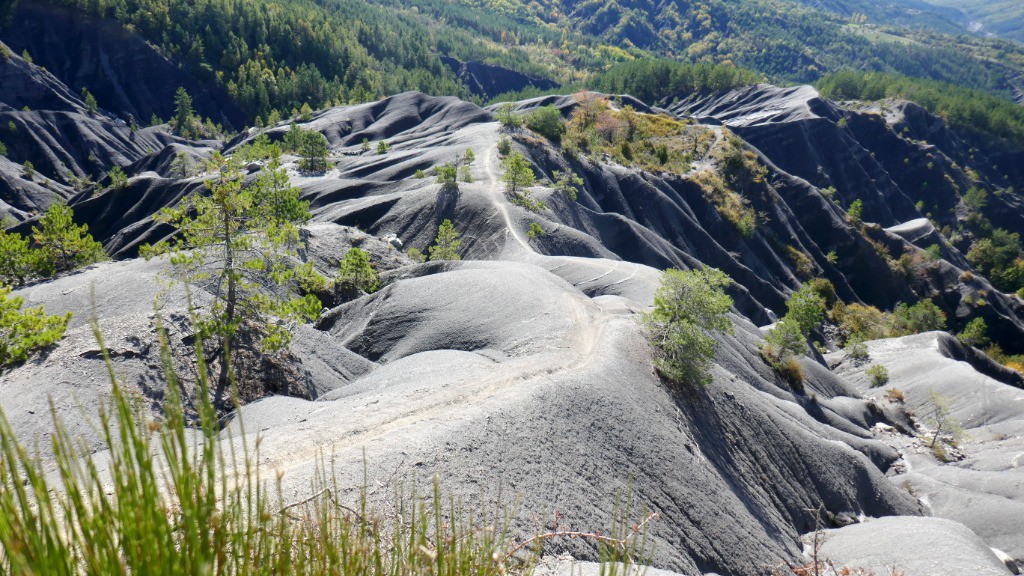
<box><xmin>299</xmin><ymin>130</ymin><xmax>329</xmax><ymax>172</ymax></box>
<box><xmin>0</xmin><ymin>230</ymin><xmax>43</xmax><ymax>287</ymax></box>
<box><xmin>0</xmin><ymin>286</ymin><xmax>71</xmax><ymax>371</ymax></box>
<box><xmin>108</xmin><ymin>166</ymin><xmax>129</xmax><ymax>190</ymax></box>
<box><xmin>435</xmin><ymin>163</ymin><xmax>458</xmax><ymax>191</ymax></box>
<box><xmin>31</xmin><ymin>204</ymin><xmax>106</xmax><ymax>275</ymax></box>
<box><xmin>82</xmin><ymin>88</ymin><xmax>98</xmax><ymax>115</ymax></box>
<box><xmin>642</xmin><ymin>267</ymin><xmax>734</xmax><ymax>386</ymax></box>
<box><xmin>429</xmin><ymin>219</ymin><xmax>461</xmax><ymax>261</ymax></box>
<box><xmin>172</xmin><ymin>87</ymin><xmax>195</xmax><ymax>137</ymax></box>
<box><xmin>337</xmin><ymin>247</ymin><xmax>379</xmax><ymax>293</ymax></box>
<box><xmin>142</xmin><ymin>160</ymin><xmax>319</xmax><ymax>401</ymax></box>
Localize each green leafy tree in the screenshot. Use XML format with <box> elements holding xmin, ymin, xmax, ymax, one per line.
<box><xmin>22</xmin><ymin>161</ymin><xmax>34</xmax><ymax>180</ymax></box>
<box><xmin>142</xmin><ymin>160</ymin><xmax>319</xmax><ymax>399</ymax></box>
<box><xmin>0</xmin><ymin>230</ymin><xmax>44</xmax><ymax>287</ymax></box>
<box><xmin>172</xmin><ymin>87</ymin><xmax>196</xmax><ymax>138</ymax></box>
<box><xmin>299</xmin><ymin>103</ymin><xmax>313</xmax><ymax>122</ymax></box>
<box><xmin>428</xmin><ymin>219</ymin><xmax>461</xmax><ymax>261</ymax></box>
<box><xmin>0</xmin><ymin>286</ymin><xmax>71</xmax><ymax>370</ymax></box>
<box><xmin>463</xmin><ymin>148</ymin><xmax>475</xmax><ymax>164</ymax></box>
<box><xmin>459</xmin><ymin>165</ymin><xmax>473</xmax><ymax>183</ymax></box>
<box><xmin>527</xmin><ymin>222</ymin><xmax>545</xmax><ymax>238</ymax></box>
<box><xmin>32</xmin><ymin>203</ymin><xmax>106</xmax><ymax>275</ymax></box>
<box><xmin>957</xmin><ymin>317</ymin><xmax>989</xmax><ymax>348</ymax></box>
<box><xmin>641</xmin><ymin>267</ymin><xmax>734</xmax><ymax>386</ymax></box>
<box><xmin>376</xmin><ymin>140</ymin><xmax>390</xmax><ymax>154</ymax></box>
<box><xmin>337</xmin><ymin>247</ymin><xmax>379</xmax><ymax>293</ymax></box>
<box><xmin>435</xmin><ymin>163</ymin><xmax>458</xmax><ymax>191</ymax></box>
<box><xmin>501</xmin><ymin>152</ymin><xmax>535</xmax><ymax>197</ymax></box>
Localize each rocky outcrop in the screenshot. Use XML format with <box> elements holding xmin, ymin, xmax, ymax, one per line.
<box><xmin>442</xmin><ymin>56</ymin><xmax>558</xmax><ymax>100</ymax></box>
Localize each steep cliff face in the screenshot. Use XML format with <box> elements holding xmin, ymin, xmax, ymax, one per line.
<box><xmin>441</xmin><ymin>56</ymin><xmax>559</xmax><ymax>100</ymax></box>
<box><xmin>0</xmin><ymin>3</ymin><xmax>243</xmax><ymax>129</ymax></box>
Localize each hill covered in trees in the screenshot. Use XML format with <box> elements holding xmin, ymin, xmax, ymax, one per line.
<box><xmin>4</xmin><ymin>0</ymin><xmax>1024</xmax><ymax>129</ymax></box>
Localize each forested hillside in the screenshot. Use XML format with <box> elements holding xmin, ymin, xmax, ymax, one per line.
<box><xmin>919</xmin><ymin>0</ymin><xmax>1024</xmax><ymax>43</ymax></box>
<box><xmin>4</xmin><ymin>0</ymin><xmax>1024</xmax><ymax>129</ymax></box>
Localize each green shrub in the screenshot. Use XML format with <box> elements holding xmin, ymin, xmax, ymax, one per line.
<box><xmin>82</xmin><ymin>88</ymin><xmax>98</xmax><ymax>115</ymax></box>
<box><xmin>641</xmin><ymin>267</ymin><xmax>734</xmax><ymax>386</ymax></box>
<box><xmin>376</xmin><ymin>140</ymin><xmax>390</xmax><ymax>154</ymax></box>
<box><xmin>22</xmin><ymin>161</ymin><xmax>34</xmax><ymax>180</ymax></box>
<box><xmin>108</xmin><ymin>165</ymin><xmax>129</xmax><ymax>190</ymax></box>
<box><xmin>778</xmin><ymin>357</ymin><xmax>804</xmax><ymax>389</ymax></box>
<box><xmin>784</xmin><ymin>284</ymin><xmax>826</xmax><ymax>336</ymax></box>
<box><xmin>0</xmin><ymin>286</ymin><xmax>71</xmax><ymax>370</ymax></box>
<box><xmin>527</xmin><ymin>222</ymin><xmax>545</xmax><ymax>238</ymax></box>
<box><xmin>925</xmin><ymin>391</ymin><xmax>966</xmax><ymax>460</ymax></box>
<box><xmin>459</xmin><ymin>165</ymin><xmax>473</xmax><ymax>183</ymax></box>
<box><xmin>761</xmin><ymin>317</ymin><xmax>807</xmax><ymax>364</ymax></box>
<box><xmin>525</xmin><ymin>105</ymin><xmax>565</xmax><ymax>143</ymax></box>
<box><xmin>497</xmin><ymin>137</ymin><xmax>511</xmax><ymax>156</ymax></box>
<box><xmin>414</xmin><ymin>169</ymin><xmax>426</xmax><ymax>179</ymax></box>
<box><xmin>891</xmin><ymin>299</ymin><xmax>946</xmax><ymax>336</ymax></box>
<box><xmin>832</xmin><ymin>302</ymin><xmax>889</xmax><ymax>342</ymax></box>
<box><xmin>807</xmin><ymin>278</ymin><xmax>837</xmax><ymax>308</ymax></box>
<box><xmin>957</xmin><ymin>317</ymin><xmax>989</xmax><ymax>348</ymax></box>
<box><xmin>553</xmin><ymin>170</ymin><xmax>583</xmax><ymax>201</ymax></box>
<box><xmin>845</xmin><ymin>336</ymin><xmax>869</xmax><ymax>361</ymax></box>
<box><xmin>495</xmin><ymin>103</ymin><xmax>522</xmax><ymax>129</ymax></box>
<box><xmin>406</xmin><ymin>247</ymin><xmax>427</xmax><ymax>262</ymax></box>
<box><xmin>866</xmin><ymin>364</ymin><xmax>889</xmax><ymax>387</ymax></box>
<box><xmin>337</xmin><ymin>247</ymin><xmax>379</xmax><ymax>293</ymax></box>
